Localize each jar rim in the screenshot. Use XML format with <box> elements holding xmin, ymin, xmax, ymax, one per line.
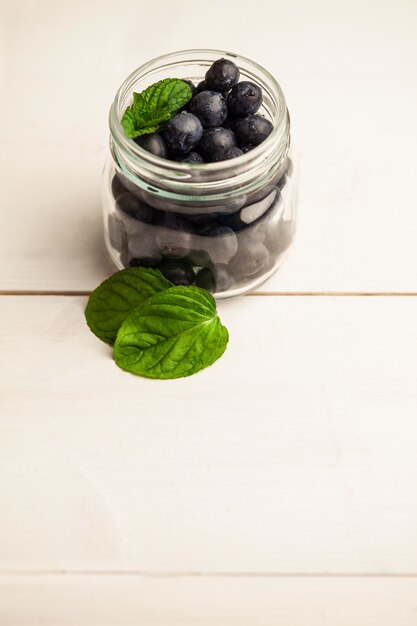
<box><xmin>109</xmin><ymin>49</ymin><xmax>290</xmax><ymax>198</ymax></box>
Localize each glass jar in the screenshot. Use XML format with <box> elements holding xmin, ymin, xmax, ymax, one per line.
<box><xmin>102</xmin><ymin>49</ymin><xmax>297</xmax><ymax>298</ymax></box>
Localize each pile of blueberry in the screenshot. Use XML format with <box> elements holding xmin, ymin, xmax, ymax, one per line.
<box><xmin>134</xmin><ymin>58</ymin><xmax>273</xmax><ymax>163</ymax></box>
<box><xmin>108</xmin><ymin>158</ymin><xmax>294</xmax><ymax>294</ymax></box>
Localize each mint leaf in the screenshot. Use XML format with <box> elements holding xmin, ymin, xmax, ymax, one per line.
<box><xmin>114</xmin><ymin>286</ymin><xmax>229</xmax><ymax>379</ymax></box>
<box><xmin>85</xmin><ymin>268</ymin><xmax>173</xmax><ymax>345</ymax></box>
<box><xmin>122</xmin><ymin>78</ymin><xmax>192</xmax><ymax>139</ymax></box>
<box><xmin>120</xmin><ymin>107</ymin><xmax>137</xmax><ymax>138</ymax></box>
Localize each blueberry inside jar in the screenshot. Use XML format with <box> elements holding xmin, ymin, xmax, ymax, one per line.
<box><xmin>103</xmin><ymin>50</ymin><xmax>297</xmax><ymax>298</ymax></box>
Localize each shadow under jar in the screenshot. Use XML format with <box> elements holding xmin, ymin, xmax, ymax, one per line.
<box><xmin>103</xmin><ymin>49</ymin><xmax>297</xmax><ymax>298</ymax></box>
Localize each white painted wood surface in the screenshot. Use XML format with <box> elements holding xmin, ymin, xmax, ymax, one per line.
<box><xmin>1</xmin><ymin>575</ymin><xmax>416</xmax><ymax>626</ymax></box>
<box><xmin>0</xmin><ymin>0</ymin><xmax>417</xmax><ymax>292</ymax></box>
<box><xmin>1</xmin><ymin>0</ymin><xmax>417</xmax><ymax>623</ymax></box>
<box><xmin>1</xmin><ymin>296</ymin><xmax>416</xmax><ymax>573</ymax></box>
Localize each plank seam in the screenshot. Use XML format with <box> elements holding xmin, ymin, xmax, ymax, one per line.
<box><xmin>1</xmin><ymin>291</ymin><xmax>417</xmax><ymax>297</ymax></box>
<box><xmin>0</xmin><ymin>571</ymin><xmax>416</xmax><ymax>578</ymax></box>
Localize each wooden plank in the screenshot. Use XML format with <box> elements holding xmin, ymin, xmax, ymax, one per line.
<box><xmin>1</xmin><ymin>296</ymin><xmax>417</xmax><ymax>572</ymax></box>
<box><xmin>0</xmin><ymin>0</ymin><xmax>416</xmax><ymax>292</ymax></box>
<box><xmin>0</xmin><ymin>575</ymin><xmax>416</xmax><ymax>626</ymax></box>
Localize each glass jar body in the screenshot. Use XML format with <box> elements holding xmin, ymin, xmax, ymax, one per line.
<box><xmin>102</xmin><ymin>50</ymin><xmax>297</xmax><ymax>298</ymax></box>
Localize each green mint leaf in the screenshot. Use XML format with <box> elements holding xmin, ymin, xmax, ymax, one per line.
<box><xmin>114</xmin><ymin>286</ymin><xmax>229</xmax><ymax>379</ymax></box>
<box><xmin>85</xmin><ymin>268</ymin><xmax>173</xmax><ymax>345</ymax></box>
<box><xmin>121</xmin><ymin>78</ymin><xmax>192</xmax><ymax>139</ymax></box>
<box><xmin>121</xmin><ymin>107</ymin><xmax>138</xmax><ymax>138</ymax></box>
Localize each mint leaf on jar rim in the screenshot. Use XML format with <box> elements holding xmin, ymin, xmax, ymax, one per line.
<box><xmin>114</xmin><ymin>286</ymin><xmax>229</xmax><ymax>379</ymax></box>
<box><xmin>85</xmin><ymin>268</ymin><xmax>173</xmax><ymax>345</ymax></box>
<box><xmin>121</xmin><ymin>78</ymin><xmax>192</xmax><ymax>139</ymax></box>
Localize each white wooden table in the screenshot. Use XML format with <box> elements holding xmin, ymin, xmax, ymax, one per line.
<box><xmin>1</xmin><ymin>1</ymin><xmax>417</xmax><ymax>623</ymax></box>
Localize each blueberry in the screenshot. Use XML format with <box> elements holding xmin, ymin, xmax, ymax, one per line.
<box><xmin>134</xmin><ymin>132</ymin><xmax>167</xmax><ymax>158</ymax></box>
<box><xmin>241</xmin><ymin>144</ymin><xmax>255</xmax><ymax>153</ymax></box>
<box><xmin>240</xmin><ymin>188</ymin><xmax>279</xmax><ymax>224</ymax></box>
<box><xmin>214</xmin><ymin>264</ymin><xmax>234</xmax><ymax>292</ymax></box>
<box><xmin>264</xmin><ymin>217</ymin><xmax>294</xmax><ymax>259</ymax></box>
<box><xmin>128</xmin><ymin>225</ymin><xmax>162</xmax><ymax>261</ymax></box>
<box><xmin>186</xmin><ymin>248</ymin><xmax>213</xmax><ymax>267</ymax></box>
<box><xmin>163</xmin><ymin>112</ymin><xmax>203</xmax><ymax>156</ymax></box>
<box><xmin>205</xmin><ymin>58</ymin><xmax>240</xmax><ymax>93</ymax></box>
<box><xmin>235</xmin><ymin>115</ymin><xmax>273</xmax><ymax>147</ymax></box>
<box><xmin>227</xmin><ymin>81</ymin><xmax>263</xmax><ymax>118</ymax></box>
<box><xmin>213</xmin><ymin>146</ymin><xmax>244</xmax><ymax>161</ymax></box>
<box><xmin>116</xmin><ymin>192</ymin><xmax>138</xmax><ymax>217</ymax></box>
<box><xmin>196</xmin><ymin>225</ymin><xmax>238</xmax><ymax>264</ymax></box>
<box><xmin>116</xmin><ymin>192</ymin><xmax>162</xmax><ymax>225</ymax></box>
<box><xmin>111</xmin><ymin>173</ymin><xmax>127</xmax><ymax>200</ymax></box>
<box><xmin>116</xmin><ymin>210</ymin><xmax>142</xmax><ymax>237</ymax></box>
<box><xmin>158</xmin><ymin>259</ymin><xmax>195</xmax><ymax>286</ymax></box>
<box><xmin>198</xmin><ymin>128</ymin><xmax>237</xmax><ymax>162</ymax></box>
<box><xmin>123</xmin><ymin>213</ymin><xmax>162</xmax><ymax>259</ymax></box>
<box><xmin>182</xmin><ymin>79</ymin><xmax>197</xmax><ymax>97</ymax></box>
<box><xmin>237</xmin><ymin>192</ymin><xmax>283</xmax><ymax>245</ymax></box>
<box><xmin>195</xmin><ymin>267</ymin><xmax>216</xmax><ymax>292</ymax></box>
<box><xmin>181</xmin><ymin>151</ymin><xmax>205</xmax><ymax>164</ymax></box>
<box><xmin>129</xmin><ymin>257</ymin><xmax>161</xmax><ymax>268</ymax></box>
<box><xmin>189</xmin><ymin>91</ymin><xmax>227</xmax><ymax>128</ymax></box>
<box><xmin>196</xmin><ymin>80</ymin><xmax>208</xmax><ymax>94</ymax></box>
<box><xmin>156</xmin><ymin>213</ymin><xmax>193</xmax><ymax>258</ymax></box>
<box><xmin>230</xmin><ymin>238</ymin><xmax>269</xmax><ymax>278</ymax></box>
<box><xmin>107</xmin><ymin>213</ymin><xmax>126</xmax><ymax>252</ymax></box>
